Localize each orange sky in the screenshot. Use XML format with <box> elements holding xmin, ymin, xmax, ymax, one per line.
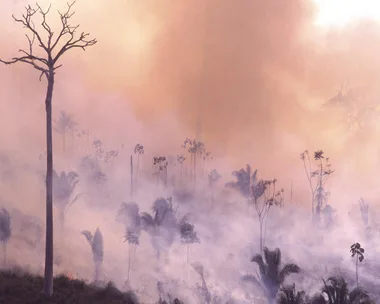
<box><xmin>1</xmin><ymin>0</ymin><xmax>380</xmax><ymax>196</ymax></box>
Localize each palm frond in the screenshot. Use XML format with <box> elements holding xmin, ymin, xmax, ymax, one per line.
<box><xmin>153</xmin><ymin>197</ymin><xmax>171</xmax><ymax>225</ymax></box>
<box><xmin>140</xmin><ymin>212</ymin><xmax>155</xmax><ymax>232</ymax></box>
<box><xmin>278</xmin><ymin>264</ymin><xmax>301</xmax><ymax>284</ymax></box>
<box><xmin>117</xmin><ymin>202</ymin><xmax>140</xmax><ymax>226</ymax></box>
<box><xmin>348</xmin><ymin>286</ymin><xmax>371</xmax><ymax>303</ymax></box>
<box><xmin>225</xmin><ymin>164</ymin><xmax>254</xmax><ymax>197</ymax></box>
<box><xmin>322</xmin><ymin>276</ymin><xmax>349</xmax><ymax>303</ymax></box>
<box><xmin>53</xmin><ymin>111</ymin><xmax>77</xmax><ymax>134</ymax></box>
<box><xmin>251</xmin><ymin>253</ymin><xmax>266</xmax><ymax>276</ymax></box>
<box><xmin>81</xmin><ymin>230</ymin><xmax>93</xmax><ymax>245</ymax></box>
<box><xmin>278</xmin><ymin>284</ymin><xmax>306</xmax><ymax>304</ymax></box>
<box><xmin>241</xmin><ymin>274</ymin><xmax>262</xmax><ymax>289</ymax></box>
<box><xmin>53</xmin><ymin>170</ymin><xmax>80</xmax><ymax>210</ymax></box>
<box><xmin>92</xmin><ymin>227</ymin><xmax>104</xmax><ymax>263</ymax></box>
<box><xmin>180</xmin><ymin>222</ymin><xmax>200</xmax><ymax>244</ymax></box>
<box><xmin>309</xmin><ymin>294</ymin><xmax>326</xmax><ymax>304</ymax></box>
<box><xmin>67</xmin><ymin>192</ymin><xmax>84</xmax><ymax>209</ymax></box>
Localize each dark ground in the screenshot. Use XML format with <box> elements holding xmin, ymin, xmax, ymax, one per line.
<box><xmin>0</xmin><ymin>269</ymin><xmax>139</xmax><ymax>304</ymax></box>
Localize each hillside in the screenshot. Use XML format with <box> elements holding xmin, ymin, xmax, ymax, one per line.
<box><xmin>0</xmin><ymin>269</ymin><xmax>138</xmax><ymax>304</ymax></box>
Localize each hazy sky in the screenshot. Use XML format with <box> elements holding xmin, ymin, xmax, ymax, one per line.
<box><xmin>1</xmin><ymin>0</ymin><xmax>380</xmax><ymax>193</ymax></box>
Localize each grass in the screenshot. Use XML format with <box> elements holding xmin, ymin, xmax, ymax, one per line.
<box><xmin>0</xmin><ymin>268</ymin><xmax>138</xmax><ymax>304</ymax></box>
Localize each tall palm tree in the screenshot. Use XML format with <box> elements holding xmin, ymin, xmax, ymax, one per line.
<box><xmin>225</xmin><ymin>164</ymin><xmax>257</xmax><ymax>199</ymax></box>
<box><xmin>0</xmin><ymin>208</ymin><xmax>11</xmax><ymax>265</ymax></box>
<box><xmin>53</xmin><ymin>170</ymin><xmax>81</xmax><ymax>229</ymax></box>
<box><xmin>241</xmin><ymin>247</ymin><xmax>300</xmax><ymax>304</ymax></box>
<box><xmin>133</xmin><ymin>144</ymin><xmax>144</xmax><ymax>186</ymax></box>
<box><xmin>350</xmin><ymin>243</ymin><xmax>365</xmax><ymax>287</ymax></box>
<box><xmin>310</xmin><ymin>276</ymin><xmax>374</xmax><ymax>304</ymax></box>
<box><xmin>277</xmin><ymin>284</ymin><xmax>306</xmax><ymax>304</ymax></box>
<box><xmin>180</xmin><ymin>222</ymin><xmax>200</xmax><ymax>266</ymax></box>
<box><xmin>81</xmin><ymin>227</ymin><xmax>104</xmax><ymax>283</ymax></box>
<box><xmin>140</xmin><ymin>198</ymin><xmax>176</xmax><ymax>259</ymax></box>
<box><xmin>140</xmin><ymin>197</ymin><xmax>187</xmax><ymax>259</ymax></box>
<box><xmin>117</xmin><ymin>202</ymin><xmax>141</xmax><ymax>284</ymax></box>
<box><xmin>53</xmin><ymin>110</ymin><xmax>77</xmax><ymax>154</ymax></box>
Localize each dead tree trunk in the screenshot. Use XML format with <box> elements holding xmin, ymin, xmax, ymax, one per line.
<box><xmin>44</xmin><ymin>71</ymin><xmax>55</xmax><ymax>295</ymax></box>
<box><xmin>0</xmin><ymin>2</ymin><xmax>97</xmax><ymax>296</ymax></box>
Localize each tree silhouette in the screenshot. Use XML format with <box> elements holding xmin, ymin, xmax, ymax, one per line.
<box><xmin>300</xmin><ymin>150</ymin><xmax>333</xmax><ymax>222</ymax></box>
<box><xmin>53</xmin><ymin>170</ymin><xmax>82</xmax><ymax>229</ymax></box>
<box><xmin>278</xmin><ymin>284</ymin><xmax>306</xmax><ymax>304</ymax></box>
<box><xmin>53</xmin><ymin>110</ymin><xmax>77</xmax><ymax>154</ymax></box>
<box><xmin>180</xmin><ymin>221</ymin><xmax>200</xmax><ymax>278</ymax></box>
<box><xmin>81</xmin><ymin>227</ymin><xmax>104</xmax><ymax>283</ymax></box>
<box><xmin>350</xmin><ymin>243</ymin><xmax>365</xmax><ymax>287</ymax></box>
<box><xmin>133</xmin><ymin>144</ymin><xmax>144</xmax><ymax>186</ymax></box>
<box><xmin>153</xmin><ymin>156</ymin><xmax>168</xmax><ymax>187</ymax></box>
<box><xmin>140</xmin><ymin>197</ymin><xmax>187</xmax><ymax>259</ymax></box>
<box><xmin>251</xmin><ymin>177</ymin><xmax>283</xmax><ymax>252</ymax></box>
<box><xmin>0</xmin><ymin>1</ymin><xmax>96</xmax><ymax>295</ymax></box>
<box><xmin>117</xmin><ymin>202</ymin><xmax>141</xmax><ymax>284</ymax></box>
<box><xmin>183</xmin><ymin>138</ymin><xmax>205</xmax><ymax>188</ymax></box>
<box><xmin>140</xmin><ymin>198</ymin><xmax>176</xmax><ymax>258</ymax></box>
<box><xmin>312</xmin><ymin>276</ymin><xmax>374</xmax><ymax>304</ymax></box>
<box><xmin>225</xmin><ymin>164</ymin><xmax>256</xmax><ymax>199</ymax></box>
<box><xmin>192</xmin><ymin>262</ymin><xmax>211</xmax><ymax>304</ymax></box>
<box><xmin>242</xmin><ymin>247</ymin><xmax>300</xmax><ymax>304</ymax></box>
<box><xmin>0</xmin><ymin>208</ymin><xmax>11</xmax><ymax>265</ymax></box>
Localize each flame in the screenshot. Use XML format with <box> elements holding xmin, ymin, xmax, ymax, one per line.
<box><xmin>66</xmin><ymin>272</ymin><xmax>74</xmax><ymax>280</ymax></box>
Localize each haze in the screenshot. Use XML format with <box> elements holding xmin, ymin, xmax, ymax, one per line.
<box><xmin>1</xmin><ymin>0</ymin><xmax>380</xmax><ymax>303</ymax></box>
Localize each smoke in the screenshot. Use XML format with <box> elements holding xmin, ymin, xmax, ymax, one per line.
<box><xmin>1</xmin><ymin>1</ymin><xmax>380</xmax><ymax>165</ymax></box>
<box><xmin>1</xmin><ymin>0</ymin><xmax>380</xmax><ymax>302</ymax></box>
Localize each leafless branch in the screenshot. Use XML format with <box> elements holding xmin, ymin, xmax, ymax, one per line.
<box><xmin>35</xmin><ymin>3</ymin><xmax>53</xmax><ymax>48</ymax></box>
<box><xmin>0</xmin><ymin>1</ymin><xmax>97</xmax><ymax>80</ymax></box>
<box><xmin>52</xmin><ymin>1</ymin><xmax>97</xmax><ymax>63</ymax></box>
<box><xmin>12</xmin><ymin>5</ymin><xmax>48</xmax><ymax>52</ymax></box>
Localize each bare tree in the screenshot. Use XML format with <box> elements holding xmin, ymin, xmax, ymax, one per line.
<box><xmin>300</xmin><ymin>150</ymin><xmax>333</xmax><ymax>222</ymax></box>
<box><xmin>251</xmin><ymin>177</ymin><xmax>283</xmax><ymax>252</ymax></box>
<box><xmin>0</xmin><ymin>2</ymin><xmax>96</xmax><ymax>295</ymax></box>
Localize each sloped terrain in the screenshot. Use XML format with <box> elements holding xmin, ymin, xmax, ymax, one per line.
<box><xmin>0</xmin><ymin>269</ymin><xmax>138</xmax><ymax>304</ymax></box>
